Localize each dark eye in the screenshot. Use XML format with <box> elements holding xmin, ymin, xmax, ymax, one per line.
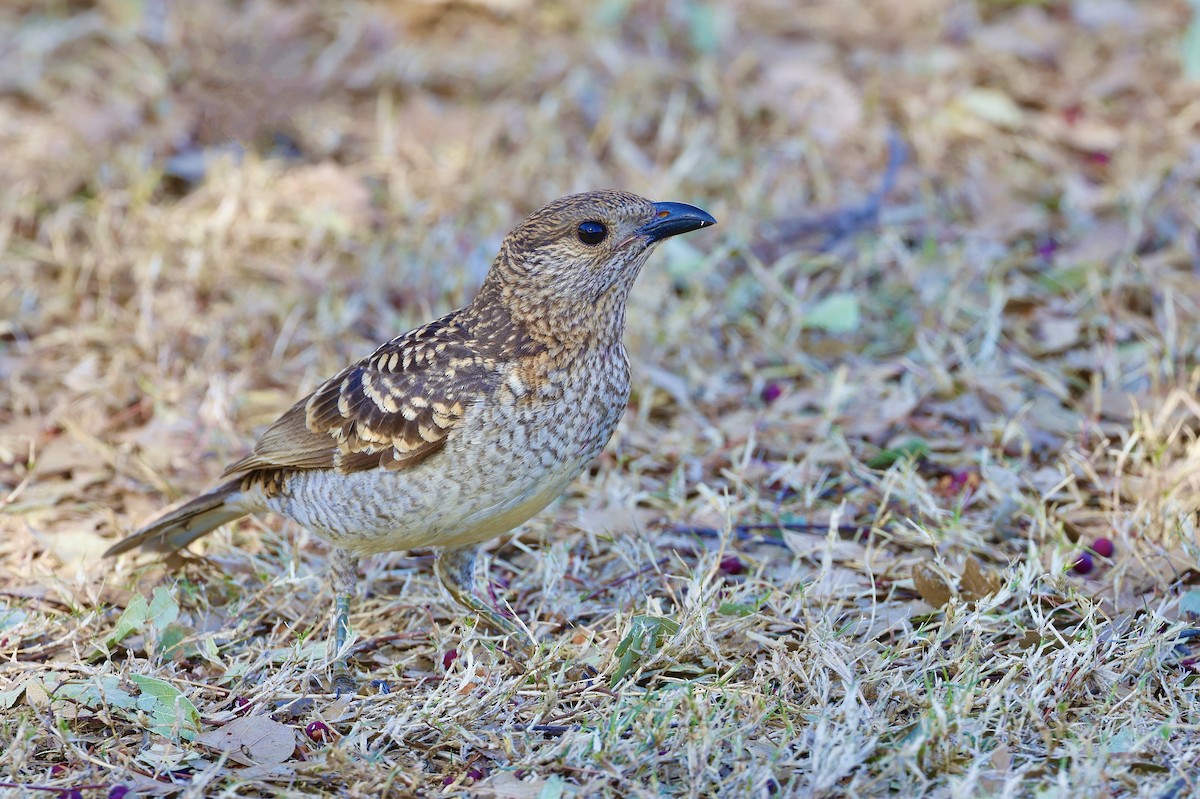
<box><xmin>577</xmin><ymin>220</ymin><xmax>607</xmax><ymax>245</ymax></box>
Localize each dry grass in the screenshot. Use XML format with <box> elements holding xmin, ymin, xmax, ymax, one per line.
<box><xmin>2</xmin><ymin>0</ymin><xmax>1200</xmax><ymax>796</ymax></box>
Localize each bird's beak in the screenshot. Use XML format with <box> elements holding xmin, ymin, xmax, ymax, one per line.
<box><xmin>637</xmin><ymin>201</ymin><xmax>717</xmax><ymax>242</ymax></box>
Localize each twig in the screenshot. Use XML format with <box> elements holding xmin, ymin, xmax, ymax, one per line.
<box><xmin>752</xmin><ymin>129</ymin><xmax>908</xmax><ymax>259</ymax></box>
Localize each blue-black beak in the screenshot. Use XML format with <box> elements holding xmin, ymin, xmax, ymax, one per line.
<box><xmin>638</xmin><ymin>201</ymin><xmax>717</xmax><ymax>242</ymax></box>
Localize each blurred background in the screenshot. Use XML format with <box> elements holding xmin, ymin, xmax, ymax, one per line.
<box><xmin>2</xmin><ymin>1</ymin><xmax>1200</xmax><ymax>795</ymax></box>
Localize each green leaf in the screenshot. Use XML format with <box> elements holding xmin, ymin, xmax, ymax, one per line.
<box><xmin>0</xmin><ymin>606</ymin><xmax>28</xmax><ymax>632</ymax></box>
<box><xmin>157</xmin><ymin>624</ymin><xmax>189</xmax><ymax>659</ymax></box>
<box><xmin>803</xmin><ymin>292</ymin><xmax>860</xmax><ymax>333</ymax></box>
<box><xmin>537</xmin><ymin>775</ymin><xmax>566</xmax><ymax>799</ymax></box>
<box><xmin>867</xmin><ymin>439</ymin><xmax>929</xmax><ymax>469</ymax></box>
<box><xmin>0</xmin><ymin>686</ymin><xmax>24</xmax><ymax>709</ymax></box>
<box><xmin>686</xmin><ymin>1</ymin><xmax>720</xmax><ymax>54</ymax></box>
<box><xmin>130</xmin><ymin>674</ymin><xmax>200</xmax><ymax>739</ymax></box>
<box><xmin>56</xmin><ymin>675</ymin><xmax>136</xmax><ymax>710</ymax></box>
<box><xmin>717</xmin><ymin>602</ymin><xmax>756</xmax><ymax>617</ymax></box>
<box><xmin>611</xmin><ymin>615</ymin><xmax>680</xmax><ymax>686</ymax></box>
<box><xmin>1106</xmin><ymin>725</ymin><xmax>1137</xmax><ymax>754</ymax></box>
<box><xmin>1183</xmin><ymin>0</ymin><xmax>1200</xmax><ymax>80</ymax></box>
<box><xmin>108</xmin><ymin>593</ymin><xmax>148</xmax><ymax>645</ymax></box>
<box><xmin>147</xmin><ymin>588</ymin><xmax>179</xmax><ymax>630</ymax></box>
<box><xmin>1180</xmin><ymin>589</ymin><xmax>1200</xmax><ymax>617</ymax></box>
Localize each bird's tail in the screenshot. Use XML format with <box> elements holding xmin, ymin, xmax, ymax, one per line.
<box><xmin>104</xmin><ymin>479</ymin><xmax>248</xmax><ymax>557</ymax></box>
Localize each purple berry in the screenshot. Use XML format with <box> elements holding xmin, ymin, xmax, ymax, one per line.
<box><xmin>1073</xmin><ymin>552</ymin><xmax>1094</xmax><ymax>575</ymax></box>
<box><xmin>305</xmin><ymin>721</ymin><xmax>330</xmax><ymax>742</ymax></box>
<box><xmin>719</xmin><ymin>556</ymin><xmax>746</xmax><ymax>575</ymax></box>
<box><xmin>443</xmin><ymin>649</ymin><xmax>458</xmax><ymax>669</ymax></box>
<box><xmin>1036</xmin><ymin>238</ymin><xmax>1058</xmax><ymax>260</ymax></box>
<box><xmin>761</xmin><ymin>383</ymin><xmax>782</xmax><ymax>404</ymax></box>
<box><xmin>1092</xmin><ymin>538</ymin><xmax>1114</xmax><ymax>558</ymax></box>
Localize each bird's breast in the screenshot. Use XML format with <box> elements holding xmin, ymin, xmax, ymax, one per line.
<box><xmin>267</xmin><ymin>345</ymin><xmax>631</xmax><ymax>553</ymax></box>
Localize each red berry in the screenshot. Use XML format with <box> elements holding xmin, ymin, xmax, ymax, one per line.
<box><xmin>1073</xmin><ymin>552</ymin><xmax>1094</xmax><ymax>575</ymax></box>
<box><xmin>1092</xmin><ymin>538</ymin><xmax>1114</xmax><ymax>558</ymax></box>
<box><xmin>305</xmin><ymin>721</ymin><xmax>330</xmax><ymax>742</ymax></box>
<box><xmin>443</xmin><ymin>649</ymin><xmax>458</xmax><ymax>669</ymax></box>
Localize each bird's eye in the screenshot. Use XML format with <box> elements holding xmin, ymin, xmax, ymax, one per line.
<box><xmin>577</xmin><ymin>220</ymin><xmax>608</xmax><ymax>245</ymax></box>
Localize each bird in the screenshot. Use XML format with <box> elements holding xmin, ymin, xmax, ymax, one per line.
<box><xmin>103</xmin><ymin>190</ymin><xmax>716</xmax><ymax>692</ymax></box>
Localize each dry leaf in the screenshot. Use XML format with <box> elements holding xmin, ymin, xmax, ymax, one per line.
<box><xmin>960</xmin><ymin>557</ymin><xmax>1001</xmax><ymax>601</ymax></box>
<box><xmin>195</xmin><ymin>716</ymin><xmax>295</xmax><ymax>766</ymax></box>
<box><xmin>24</xmin><ymin>680</ymin><xmax>50</xmax><ymax>709</ymax></box>
<box><xmin>990</xmin><ymin>743</ymin><xmax>1012</xmax><ymax>771</ymax></box>
<box><xmin>913</xmin><ymin>562</ymin><xmax>955</xmax><ymax>608</ymax></box>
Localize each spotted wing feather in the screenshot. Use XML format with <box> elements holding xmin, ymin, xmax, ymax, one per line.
<box><xmin>222</xmin><ymin>317</ymin><xmax>499</xmax><ymax>478</ymax></box>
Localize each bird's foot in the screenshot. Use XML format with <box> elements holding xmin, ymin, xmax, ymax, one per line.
<box><xmin>330</xmin><ymin>664</ymin><xmax>357</xmax><ymax>698</ymax></box>
<box><xmin>435</xmin><ymin>545</ymin><xmax>534</xmax><ymax>653</ymax></box>
<box><xmin>328</xmin><ymin>548</ymin><xmax>360</xmax><ymax>696</ymax></box>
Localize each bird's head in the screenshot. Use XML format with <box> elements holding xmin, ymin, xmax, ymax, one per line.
<box><xmin>480</xmin><ymin>190</ymin><xmax>716</xmax><ymax>343</ymax></box>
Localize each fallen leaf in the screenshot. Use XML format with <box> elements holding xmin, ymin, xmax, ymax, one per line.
<box><xmin>991</xmin><ymin>742</ymin><xmax>1012</xmax><ymax>771</ymax></box>
<box><xmin>108</xmin><ymin>593</ymin><xmax>149</xmax><ymax>646</ymax></box>
<box><xmin>913</xmin><ymin>562</ymin><xmax>954</xmax><ymax>608</ymax></box>
<box><xmin>130</xmin><ymin>674</ymin><xmax>201</xmax><ymax>739</ymax></box>
<box><xmin>960</xmin><ymin>557</ymin><xmax>1001</xmax><ymax>601</ymax></box>
<box><xmin>196</xmin><ymin>715</ymin><xmax>296</xmax><ymax>766</ymax></box>
<box><xmin>1181</xmin><ymin>590</ymin><xmax>1200</xmax><ymax>618</ymax></box>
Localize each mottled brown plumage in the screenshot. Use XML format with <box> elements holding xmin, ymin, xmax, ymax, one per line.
<box><xmin>226</xmin><ymin>314</ymin><xmax>520</xmax><ymax>480</ymax></box>
<box><xmin>103</xmin><ymin>190</ymin><xmax>715</xmax><ymax>692</ymax></box>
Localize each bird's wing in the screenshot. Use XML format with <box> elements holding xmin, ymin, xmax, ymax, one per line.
<box><xmin>222</xmin><ymin>316</ymin><xmax>500</xmax><ymax>477</ymax></box>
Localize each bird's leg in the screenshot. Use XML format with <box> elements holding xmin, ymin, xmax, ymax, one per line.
<box><xmin>329</xmin><ymin>547</ymin><xmax>359</xmax><ymax>696</ymax></box>
<box><xmin>434</xmin><ymin>545</ymin><xmax>529</xmax><ymax>647</ymax></box>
